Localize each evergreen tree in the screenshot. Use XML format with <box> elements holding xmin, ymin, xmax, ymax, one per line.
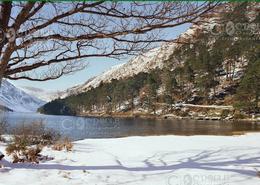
<box><xmin>161</xmin><ymin>69</ymin><xmax>175</xmax><ymax>105</ymax></box>
<box><xmin>235</xmin><ymin>59</ymin><xmax>260</xmax><ymax>113</ymax></box>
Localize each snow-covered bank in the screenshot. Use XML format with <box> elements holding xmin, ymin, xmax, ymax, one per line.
<box><xmin>1</xmin><ymin>134</ymin><xmax>260</xmax><ymax>185</ymax></box>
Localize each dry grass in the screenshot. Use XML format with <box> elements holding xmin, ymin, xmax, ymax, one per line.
<box><xmin>5</xmin><ymin>121</ymin><xmax>60</xmax><ymax>163</ymax></box>
<box><xmin>52</xmin><ymin>138</ymin><xmax>73</xmax><ymax>152</ymax></box>
<box><xmin>6</xmin><ymin>137</ymin><xmax>43</xmax><ymax>163</ymax></box>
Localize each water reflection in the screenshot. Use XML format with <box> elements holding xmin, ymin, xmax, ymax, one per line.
<box><xmin>1</xmin><ymin>112</ymin><xmax>260</xmax><ymax>140</ymax></box>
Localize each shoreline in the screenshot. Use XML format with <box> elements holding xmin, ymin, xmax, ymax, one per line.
<box><xmin>79</xmin><ymin>111</ymin><xmax>260</xmax><ymax>122</ymax></box>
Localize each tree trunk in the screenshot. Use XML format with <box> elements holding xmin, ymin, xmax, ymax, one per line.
<box><xmin>0</xmin><ymin>72</ymin><xmax>3</xmax><ymax>87</ymax></box>
<box><xmin>0</xmin><ymin>63</ymin><xmax>6</xmax><ymax>87</ymax></box>
<box><xmin>131</xmin><ymin>93</ymin><xmax>134</xmax><ymax>114</ymax></box>
<box><xmin>256</xmin><ymin>89</ymin><xmax>259</xmax><ymax>112</ymax></box>
<box><xmin>0</xmin><ymin>151</ymin><xmax>4</xmax><ymax>160</ymax></box>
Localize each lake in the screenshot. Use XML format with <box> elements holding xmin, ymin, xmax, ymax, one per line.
<box><xmin>1</xmin><ymin>112</ymin><xmax>260</xmax><ymax>140</ymax></box>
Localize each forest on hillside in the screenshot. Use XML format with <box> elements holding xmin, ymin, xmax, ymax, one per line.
<box><xmin>40</xmin><ymin>3</ymin><xmax>260</xmax><ymax>118</ymax></box>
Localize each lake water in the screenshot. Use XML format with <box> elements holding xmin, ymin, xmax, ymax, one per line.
<box><xmin>1</xmin><ymin>112</ymin><xmax>260</xmax><ymax>140</ymax></box>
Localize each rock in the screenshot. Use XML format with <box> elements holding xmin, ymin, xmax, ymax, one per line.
<box><xmin>0</xmin><ymin>151</ymin><xmax>4</xmax><ymax>160</ymax></box>
<box><xmin>211</xmin><ymin>117</ymin><xmax>221</xmax><ymax>120</ymax></box>
<box><xmin>225</xmin><ymin>116</ymin><xmax>234</xmax><ymax>120</ymax></box>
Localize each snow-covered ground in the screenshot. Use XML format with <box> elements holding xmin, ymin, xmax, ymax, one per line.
<box><xmin>1</xmin><ymin>134</ymin><xmax>260</xmax><ymax>185</ymax></box>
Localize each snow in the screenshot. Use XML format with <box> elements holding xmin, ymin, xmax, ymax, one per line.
<box><xmin>0</xmin><ymin>80</ymin><xmax>45</xmax><ymax>112</ymax></box>
<box><xmin>20</xmin><ymin>86</ymin><xmax>61</xmax><ymax>102</ymax></box>
<box><xmin>176</xmin><ymin>104</ymin><xmax>234</xmax><ymax>110</ymax></box>
<box><xmin>1</xmin><ymin>133</ymin><xmax>260</xmax><ymax>185</ymax></box>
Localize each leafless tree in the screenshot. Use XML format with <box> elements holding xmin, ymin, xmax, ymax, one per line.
<box><xmin>0</xmin><ymin>1</ymin><xmax>220</xmax><ymax>85</ymax></box>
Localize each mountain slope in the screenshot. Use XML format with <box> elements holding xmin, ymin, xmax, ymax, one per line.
<box><xmin>64</xmin><ymin>27</ymin><xmax>199</xmax><ymax>96</ymax></box>
<box><xmin>0</xmin><ymin>80</ymin><xmax>45</xmax><ymax>112</ymax></box>
<box><xmin>65</xmin><ymin>44</ymin><xmax>182</xmax><ymax>96</ymax></box>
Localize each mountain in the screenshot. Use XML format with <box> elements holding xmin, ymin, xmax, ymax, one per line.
<box><xmin>40</xmin><ymin>3</ymin><xmax>260</xmax><ymax>119</ymax></box>
<box><xmin>59</xmin><ymin>2</ymin><xmax>217</xmax><ymax>97</ymax></box>
<box><xmin>0</xmin><ymin>80</ymin><xmax>45</xmax><ymax>112</ymax></box>
<box><xmin>20</xmin><ymin>86</ymin><xmax>62</xmax><ymax>102</ymax></box>
<box><xmin>63</xmin><ymin>17</ymin><xmax>203</xmax><ymax>96</ymax></box>
<box><xmin>64</xmin><ymin>32</ymin><xmax>197</xmax><ymax>96</ymax></box>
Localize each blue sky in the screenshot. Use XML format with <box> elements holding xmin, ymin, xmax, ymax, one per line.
<box><xmin>11</xmin><ymin>24</ymin><xmax>190</xmax><ymax>92</ymax></box>
<box><xmin>12</xmin><ymin>58</ymin><xmax>126</xmax><ymax>91</ymax></box>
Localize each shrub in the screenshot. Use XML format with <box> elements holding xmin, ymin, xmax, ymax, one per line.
<box><xmin>175</xmin><ymin>110</ymin><xmax>189</xmax><ymax>117</ymax></box>
<box><xmin>233</xmin><ymin>112</ymin><xmax>247</xmax><ymax>120</ymax></box>
<box><xmin>26</xmin><ymin>146</ymin><xmax>43</xmax><ymax>163</ymax></box>
<box><xmin>6</xmin><ymin>136</ymin><xmax>43</xmax><ymax>163</ymax></box>
<box><xmin>6</xmin><ymin>121</ymin><xmax>60</xmax><ymax>163</ymax></box>
<box><xmin>0</xmin><ymin>115</ymin><xmax>8</xmax><ymax>142</ymax></box>
<box><xmin>52</xmin><ymin>138</ymin><xmax>73</xmax><ymax>152</ymax></box>
<box><xmin>220</xmin><ymin>109</ymin><xmax>231</xmax><ymax>119</ymax></box>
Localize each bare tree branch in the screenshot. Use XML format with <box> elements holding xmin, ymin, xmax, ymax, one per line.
<box><xmin>0</xmin><ymin>1</ymin><xmax>220</xmax><ymax>83</ymax></box>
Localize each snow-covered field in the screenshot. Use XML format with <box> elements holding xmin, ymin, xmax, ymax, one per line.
<box><xmin>1</xmin><ymin>134</ymin><xmax>260</xmax><ymax>185</ymax></box>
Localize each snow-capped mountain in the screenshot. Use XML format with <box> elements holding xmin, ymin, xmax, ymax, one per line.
<box><xmin>20</xmin><ymin>86</ymin><xmax>62</xmax><ymax>102</ymax></box>
<box><xmin>0</xmin><ymin>80</ymin><xmax>45</xmax><ymax>112</ymax></box>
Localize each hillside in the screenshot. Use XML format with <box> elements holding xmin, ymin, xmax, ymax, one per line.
<box><xmin>63</xmin><ymin>23</ymin><xmax>200</xmax><ymax>96</ymax></box>
<box><xmin>64</xmin><ymin>45</ymin><xmax>177</xmax><ymax>96</ymax></box>
<box><xmin>40</xmin><ymin>3</ymin><xmax>260</xmax><ymax>120</ymax></box>
<box><xmin>0</xmin><ymin>80</ymin><xmax>45</xmax><ymax>112</ymax></box>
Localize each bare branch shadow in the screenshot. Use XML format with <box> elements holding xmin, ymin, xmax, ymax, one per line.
<box><xmin>1</xmin><ymin>147</ymin><xmax>260</xmax><ymax>179</ymax></box>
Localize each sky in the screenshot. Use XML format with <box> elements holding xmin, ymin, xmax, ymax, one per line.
<box><xmin>12</xmin><ymin>58</ymin><xmax>126</xmax><ymax>91</ymax></box>
<box><xmin>11</xmin><ymin>24</ymin><xmax>190</xmax><ymax>92</ymax></box>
